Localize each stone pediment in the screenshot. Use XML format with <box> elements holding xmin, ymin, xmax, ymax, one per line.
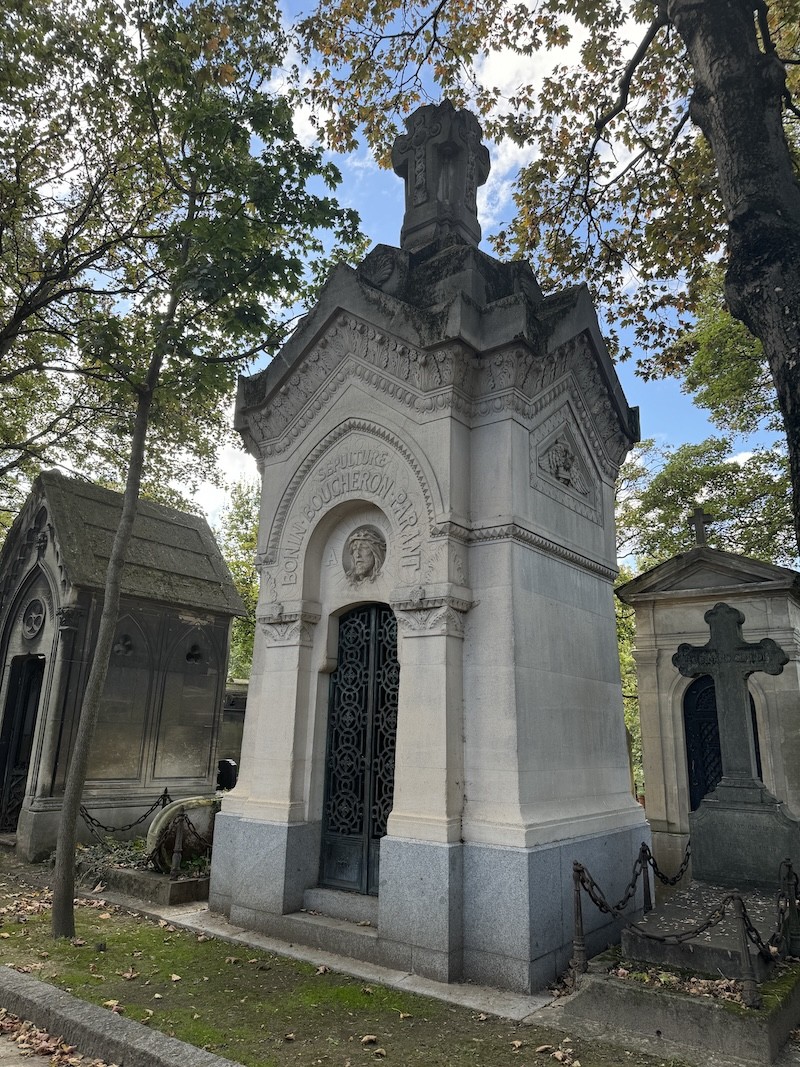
<box><xmin>617</xmin><ymin>546</ymin><xmax>800</xmax><ymax>603</ymax></box>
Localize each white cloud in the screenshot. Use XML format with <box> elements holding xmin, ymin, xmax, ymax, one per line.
<box><xmin>191</xmin><ymin>441</ymin><xmax>259</xmax><ymax>529</ymax></box>
<box><xmin>727</xmin><ymin>451</ymin><xmax>754</xmax><ymax>467</ymax></box>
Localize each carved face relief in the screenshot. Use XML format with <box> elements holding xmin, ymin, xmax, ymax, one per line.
<box><xmin>343</xmin><ymin>526</ymin><xmax>386</xmax><ymax>584</ymax></box>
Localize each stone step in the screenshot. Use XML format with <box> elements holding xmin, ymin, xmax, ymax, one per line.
<box><xmin>244</xmin><ymin>909</ymin><xmax>412</xmax><ymax>972</ymax></box>
<box><xmin>302</xmin><ymin>887</ymin><xmax>379</xmax><ymax>926</ymax></box>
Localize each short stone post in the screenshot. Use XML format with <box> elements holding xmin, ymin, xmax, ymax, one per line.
<box><xmin>640</xmin><ymin>843</ymin><xmax>653</xmax><ymax>913</ymax></box>
<box><xmin>783</xmin><ymin>860</ymin><xmax>800</xmax><ymax>956</ymax></box>
<box><xmin>734</xmin><ymin>896</ymin><xmax>762</xmax><ymax>1009</ymax></box>
<box><xmin>571</xmin><ymin>862</ymin><xmax>587</xmax><ymax>975</ymax></box>
<box><xmin>169</xmin><ymin>809</ymin><xmax>185</xmax><ymax>881</ymax></box>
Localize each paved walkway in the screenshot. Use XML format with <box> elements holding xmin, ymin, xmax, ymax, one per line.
<box><xmin>0</xmin><ymin>1035</ymin><xmax>35</xmax><ymax>1065</ymax></box>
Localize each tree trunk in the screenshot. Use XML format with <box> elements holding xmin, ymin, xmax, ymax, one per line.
<box><xmin>666</xmin><ymin>0</ymin><xmax>800</xmax><ymax>555</ymax></box>
<box><xmin>50</xmin><ymin>383</ymin><xmax>155</xmax><ymax>938</ymax></box>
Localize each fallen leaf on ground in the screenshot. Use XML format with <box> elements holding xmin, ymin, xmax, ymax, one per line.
<box><xmin>361</xmin><ymin>1035</ymin><xmax>377</xmax><ymax>1045</ymax></box>
<box><xmin>315</xmin><ymin>965</ymin><xmax>329</xmax><ymax>975</ymax></box>
<box><xmin>170</xmin><ymin>974</ymin><xmax>181</xmax><ymax>982</ymax></box>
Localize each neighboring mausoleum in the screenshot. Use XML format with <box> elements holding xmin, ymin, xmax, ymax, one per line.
<box><xmin>210</xmin><ymin>101</ymin><xmax>648</xmax><ymax>993</ymax></box>
<box><xmin>617</xmin><ymin>539</ymin><xmax>800</xmax><ymax>880</ymax></box>
<box><xmin>0</xmin><ymin>471</ymin><xmax>245</xmax><ymax>860</ymax></box>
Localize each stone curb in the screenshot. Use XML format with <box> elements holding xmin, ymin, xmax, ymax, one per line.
<box><xmin>0</xmin><ymin>967</ymin><xmax>242</xmax><ymax>1067</ymax></box>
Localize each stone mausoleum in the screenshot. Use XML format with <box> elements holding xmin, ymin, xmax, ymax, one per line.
<box><xmin>0</xmin><ymin>471</ymin><xmax>244</xmax><ymax>860</ymax></box>
<box><xmin>618</xmin><ymin>541</ymin><xmax>800</xmax><ymax>879</ymax></box>
<box><xmin>209</xmin><ymin>101</ymin><xmax>649</xmax><ymax>992</ymax></box>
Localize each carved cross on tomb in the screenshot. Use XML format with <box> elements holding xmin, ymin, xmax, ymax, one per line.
<box><xmin>391</xmin><ymin>100</ymin><xmax>490</xmax><ymax>251</ymax></box>
<box><xmin>688</xmin><ymin>504</ymin><xmax>714</xmax><ymax>546</ymax></box>
<box><xmin>673</xmin><ymin>602</ymin><xmax>788</xmax><ymax>792</ymax></box>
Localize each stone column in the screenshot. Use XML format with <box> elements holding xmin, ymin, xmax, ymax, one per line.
<box><xmin>378</xmin><ymin>591</ymin><xmax>469</xmax><ymax>983</ymax></box>
<box><xmin>211</xmin><ymin>605</ymin><xmax>321</xmax><ymax>918</ymax></box>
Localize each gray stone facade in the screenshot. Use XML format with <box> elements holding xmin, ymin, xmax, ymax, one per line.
<box><xmin>210</xmin><ymin>101</ymin><xmax>648</xmax><ymax>992</ymax></box>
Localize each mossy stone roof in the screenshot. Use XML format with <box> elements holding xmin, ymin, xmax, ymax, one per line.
<box><xmin>37</xmin><ymin>471</ymin><xmax>245</xmax><ymax>616</ymax></box>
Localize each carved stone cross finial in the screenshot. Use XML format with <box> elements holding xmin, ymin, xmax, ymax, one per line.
<box><xmin>391</xmin><ymin>100</ymin><xmax>490</xmax><ymax>251</ymax></box>
<box><xmin>673</xmin><ymin>602</ymin><xmax>788</xmax><ymax>789</ymax></box>
<box><xmin>688</xmin><ymin>503</ymin><xmax>714</xmax><ymax>546</ymax></box>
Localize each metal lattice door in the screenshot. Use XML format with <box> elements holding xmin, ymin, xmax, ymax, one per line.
<box><xmin>320</xmin><ymin>604</ymin><xmax>399</xmax><ymax>895</ymax></box>
<box><xmin>0</xmin><ymin>656</ymin><xmax>45</xmax><ymax>833</ymax></box>
<box><xmin>684</xmin><ymin>673</ymin><xmax>763</xmax><ymax>811</ymax></box>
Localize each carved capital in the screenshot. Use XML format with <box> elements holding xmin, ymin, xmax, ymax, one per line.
<box><xmin>57</xmin><ymin>605</ymin><xmax>84</xmax><ymax>634</ymax></box>
<box><xmin>392</xmin><ymin>592</ymin><xmax>470</xmax><ymax>639</ymax></box>
<box><xmin>258</xmin><ymin>608</ymin><xmax>321</xmax><ymax>647</ymax></box>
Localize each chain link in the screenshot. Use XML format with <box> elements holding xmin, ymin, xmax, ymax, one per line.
<box><xmin>79</xmin><ymin>789</ymin><xmax>172</xmax><ymax>842</ymax></box>
<box><xmin>576</xmin><ymin>844</ymin><xmax>794</xmax><ymax>963</ymax></box>
<box><xmin>645</xmin><ymin>840</ymin><xmax>692</xmax><ymax>886</ymax></box>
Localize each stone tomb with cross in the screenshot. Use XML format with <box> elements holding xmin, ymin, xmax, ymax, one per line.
<box><xmin>209</xmin><ymin>101</ymin><xmax>648</xmax><ymax>993</ymax></box>
<box><xmin>618</xmin><ymin>544</ymin><xmax>800</xmax><ymax>881</ymax></box>
<box><xmin>673</xmin><ymin>602</ymin><xmax>800</xmax><ymax>885</ymax></box>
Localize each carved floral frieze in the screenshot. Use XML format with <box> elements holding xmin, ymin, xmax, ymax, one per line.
<box><xmin>241</xmin><ymin>315</ymin><xmax>633</xmax><ymax>475</ymax></box>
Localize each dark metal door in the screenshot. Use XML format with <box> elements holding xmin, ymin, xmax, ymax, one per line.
<box><xmin>684</xmin><ymin>673</ymin><xmax>762</xmax><ymax>811</ymax></box>
<box><xmin>0</xmin><ymin>656</ymin><xmax>45</xmax><ymax>832</ymax></box>
<box><xmin>320</xmin><ymin>604</ymin><xmax>399</xmax><ymax>895</ymax></box>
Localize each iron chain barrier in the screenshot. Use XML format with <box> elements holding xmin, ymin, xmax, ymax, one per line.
<box><xmin>570</xmin><ymin>841</ymin><xmax>800</xmax><ymax>1010</ymax></box>
<box><xmin>79</xmin><ymin>788</ymin><xmax>173</xmax><ymax>845</ymax></box>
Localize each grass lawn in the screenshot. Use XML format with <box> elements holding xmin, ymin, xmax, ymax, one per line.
<box><xmin>0</xmin><ymin>848</ymin><xmax>696</xmax><ymax>1067</ymax></box>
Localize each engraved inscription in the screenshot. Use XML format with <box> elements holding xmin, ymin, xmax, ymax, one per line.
<box><xmin>280</xmin><ymin>452</ymin><xmax>423</xmax><ymax>585</ymax></box>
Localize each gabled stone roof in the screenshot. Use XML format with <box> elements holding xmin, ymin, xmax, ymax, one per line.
<box><xmin>616</xmin><ymin>545</ymin><xmax>800</xmax><ymax>604</ymax></box>
<box><xmin>10</xmin><ymin>471</ymin><xmax>245</xmax><ymax>616</ymax></box>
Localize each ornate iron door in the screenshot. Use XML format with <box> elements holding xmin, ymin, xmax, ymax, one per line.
<box><xmin>0</xmin><ymin>656</ymin><xmax>45</xmax><ymax>833</ymax></box>
<box><xmin>320</xmin><ymin>604</ymin><xmax>399</xmax><ymax>895</ymax></box>
<box><xmin>684</xmin><ymin>674</ymin><xmax>762</xmax><ymax>811</ymax></box>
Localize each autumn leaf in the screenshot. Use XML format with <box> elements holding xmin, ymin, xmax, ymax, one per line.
<box><xmin>361</xmin><ymin>1035</ymin><xmax>377</xmax><ymax>1045</ymax></box>
<box><xmin>170</xmin><ymin>974</ymin><xmax>181</xmax><ymax>982</ymax></box>
<box><xmin>315</xmin><ymin>964</ymin><xmax>329</xmax><ymax>975</ymax></box>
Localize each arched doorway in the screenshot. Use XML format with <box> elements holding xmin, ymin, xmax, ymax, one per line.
<box><xmin>0</xmin><ymin>655</ymin><xmax>45</xmax><ymax>832</ymax></box>
<box><xmin>320</xmin><ymin>604</ymin><xmax>399</xmax><ymax>895</ymax></box>
<box><xmin>684</xmin><ymin>674</ymin><xmax>763</xmax><ymax>811</ymax></box>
